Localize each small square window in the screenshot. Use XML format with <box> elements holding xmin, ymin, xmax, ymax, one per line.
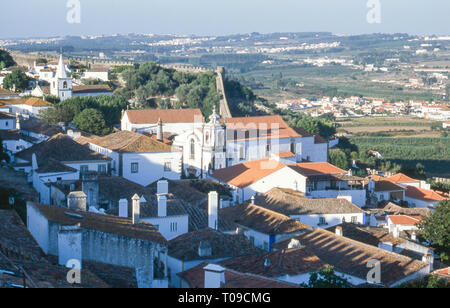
<box><xmin>131</xmin><ymin>162</ymin><xmax>139</xmax><ymax>173</ymax></box>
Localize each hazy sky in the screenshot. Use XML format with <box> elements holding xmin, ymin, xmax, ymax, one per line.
<box><xmin>1</xmin><ymin>0</ymin><xmax>449</xmax><ymax>38</ymax></box>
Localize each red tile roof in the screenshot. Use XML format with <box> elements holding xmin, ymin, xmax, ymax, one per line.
<box><xmin>124</xmin><ymin>108</ymin><xmax>203</xmax><ymax>124</ymax></box>
<box><xmin>222</xmin><ymin>115</ymin><xmax>304</xmax><ymax>140</ymax></box>
<box><xmin>288</xmin><ymin>162</ymin><xmax>346</xmax><ymax>176</ymax></box>
<box><xmin>211</xmin><ymin>158</ymin><xmax>286</xmax><ymax>188</ymax></box>
<box><xmin>405</xmin><ymin>186</ymin><xmax>447</xmax><ymax>202</ymax></box>
<box><xmin>387</xmin><ymin>173</ymin><xmax>420</xmax><ymax>184</ymax></box>
<box><xmin>388</xmin><ymin>215</ymin><xmax>423</xmax><ymax>226</ymax></box>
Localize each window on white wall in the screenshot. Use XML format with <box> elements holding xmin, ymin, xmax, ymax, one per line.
<box><xmin>170</xmin><ymin>222</ymin><xmax>178</xmax><ymax>232</ymax></box>
<box><xmin>351</xmin><ymin>216</ymin><xmax>358</xmax><ymax>224</ymax></box>
<box><xmin>80</xmin><ymin>165</ymin><xmax>89</xmax><ymax>174</ymax></box>
<box><xmin>164</xmin><ymin>162</ymin><xmax>172</xmax><ymax>172</ymax></box>
<box><xmin>190</xmin><ymin>139</ymin><xmax>195</xmax><ymax>160</ymax></box>
<box><xmin>131</xmin><ymin>162</ymin><xmax>139</xmax><ymax>174</ymax></box>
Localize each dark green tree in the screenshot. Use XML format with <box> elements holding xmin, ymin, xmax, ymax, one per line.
<box><xmin>329</xmin><ymin>150</ymin><xmax>350</xmax><ymax>170</ymax></box>
<box><xmin>2</xmin><ymin>70</ymin><xmax>30</xmax><ymax>92</ymax></box>
<box><xmin>73</xmin><ymin>108</ymin><xmax>111</xmax><ymax>136</ymax></box>
<box><xmin>300</xmin><ymin>266</ymin><xmax>352</xmax><ymax>288</ymax></box>
<box><xmin>418</xmin><ymin>200</ymin><xmax>450</xmax><ymax>262</ymax></box>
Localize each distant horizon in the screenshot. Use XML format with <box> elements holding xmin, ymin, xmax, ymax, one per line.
<box><xmin>1</xmin><ymin>0</ymin><xmax>449</xmax><ymax>40</ymax></box>
<box><xmin>1</xmin><ymin>30</ymin><xmax>449</xmax><ymax>41</ymax></box>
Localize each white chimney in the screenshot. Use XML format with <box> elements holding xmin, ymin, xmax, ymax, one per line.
<box><xmin>288</xmin><ymin>238</ymin><xmax>302</xmax><ymax>249</ymax></box>
<box><xmin>250</xmin><ymin>195</ymin><xmax>255</xmax><ymax>205</ymax></box>
<box><xmin>203</xmin><ymin>264</ymin><xmax>225</xmax><ymax>288</ymax></box>
<box><xmin>422</xmin><ymin>252</ymin><xmax>434</xmax><ymax>272</ymax></box>
<box><xmin>157</xmin><ymin>118</ymin><xmax>163</xmax><ymax>142</ymax></box>
<box><xmin>157</xmin><ymin>194</ymin><xmax>167</xmax><ymax>217</ymax></box>
<box><xmin>119</xmin><ymin>199</ymin><xmax>128</xmax><ymax>218</ymax></box>
<box><xmin>157</xmin><ymin>180</ymin><xmax>169</xmax><ymax>195</ymax></box>
<box><xmin>132</xmin><ymin>194</ymin><xmax>140</xmax><ymax>224</ymax></box>
<box><xmin>208</xmin><ymin>191</ymin><xmax>218</xmax><ymax>230</ymax></box>
<box><xmin>411</xmin><ymin>231</ymin><xmax>417</xmax><ymax>242</ymax></box>
<box><xmin>335</xmin><ymin>226</ymin><xmax>343</xmax><ymax>237</ymax></box>
<box><xmin>393</xmin><ymin>226</ymin><xmax>399</xmax><ymax>239</ymax></box>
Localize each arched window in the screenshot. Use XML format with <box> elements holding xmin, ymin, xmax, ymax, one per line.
<box><xmin>190</xmin><ymin>139</ymin><xmax>195</xmax><ymax>160</ymax></box>
<box><xmin>290</xmin><ymin>141</ymin><xmax>296</xmax><ymax>154</ymax></box>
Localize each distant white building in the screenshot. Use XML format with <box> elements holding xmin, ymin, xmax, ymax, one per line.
<box><xmin>82</xmin><ymin>67</ymin><xmax>110</xmax><ymax>82</ymax></box>
<box><xmin>83</xmin><ymin>130</ymin><xmax>182</xmax><ymax>186</ymax></box>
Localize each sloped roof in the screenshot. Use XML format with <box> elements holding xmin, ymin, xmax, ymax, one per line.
<box><xmin>124</xmin><ymin>108</ymin><xmax>203</xmax><ymax>124</ymax></box>
<box><xmin>3</xmin><ymin>97</ymin><xmax>52</xmax><ymax>107</ymax></box>
<box><xmin>88</xmin><ymin>130</ymin><xmax>173</xmax><ymax>153</ymax></box>
<box><xmin>273</xmin><ymin>228</ymin><xmax>429</xmax><ymax>287</ymax></box>
<box><xmin>35</xmin><ymin>158</ymin><xmax>77</xmax><ymax>174</ymax></box>
<box><xmin>72</xmin><ymin>85</ymin><xmax>113</xmax><ymax>94</ymax></box>
<box><xmin>256</xmin><ymin>188</ymin><xmax>364</xmax><ymax>215</ymax></box>
<box><xmin>405</xmin><ymin>186</ymin><xmax>447</xmax><ymax>202</ymax></box>
<box><xmin>288</xmin><ymin>162</ymin><xmax>347</xmax><ymax>176</ymax></box>
<box><xmin>382</xmin><ymin>202</ymin><xmax>432</xmax><ymax>217</ymax></box>
<box><xmin>168</xmin><ymin>229</ymin><xmax>262</xmax><ymax>261</ymax></box>
<box><xmin>15</xmin><ymin>133</ymin><xmax>112</xmax><ymax>164</ymax></box>
<box><xmin>387</xmin><ymin>173</ymin><xmax>420</xmax><ymax>184</ymax></box>
<box><xmin>374</xmin><ymin>180</ymin><xmax>405</xmax><ymax>192</ymax></box>
<box><xmin>218</xmin><ymin>246</ymin><xmax>327</xmax><ymax>278</ymax></box>
<box><xmin>211</xmin><ymin>158</ymin><xmax>286</xmax><ymax>188</ymax></box>
<box><xmin>0</xmin><ymin>112</ymin><xmax>15</xmax><ymax>120</ymax></box>
<box><xmin>222</xmin><ymin>115</ymin><xmax>303</xmax><ymax>141</ymax></box>
<box><xmin>388</xmin><ymin>215</ymin><xmax>423</xmax><ymax>226</ymax></box>
<box><xmin>177</xmin><ymin>262</ymin><xmax>299</xmax><ymax>288</ymax></box>
<box><xmin>30</xmin><ymin>202</ymin><xmax>167</xmax><ymax>244</ymax></box>
<box><xmin>220</xmin><ymin>203</ymin><xmax>311</xmax><ymax>235</ymax></box>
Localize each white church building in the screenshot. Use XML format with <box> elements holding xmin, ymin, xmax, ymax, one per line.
<box><xmin>50</xmin><ymin>54</ymin><xmax>73</xmax><ymax>101</ymax></box>
<box><xmin>121</xmin><ymin>108</ymin><xmax>329</xmax><ymax>179</ymax></box>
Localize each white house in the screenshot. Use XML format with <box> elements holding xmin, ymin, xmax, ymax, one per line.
<box><xmin>404</xmin><ymin>186</ymin><xmax>447</xmax><ymax>209</ymax></box>
<box><xmin>82</xmin><ymin>67</ymin><xmax>110</xmax><ymax>82</ymax></box>
<box><xmin>255</xmin><ymin>188</ymin><xmax>365</xmax><ymax>228</ymax></box>
<box><xmin>387</xmin><ymin>215</ymin><xmax>423</xmax><ymax>234</ymax></box>
<box><xmin>0</xmin><ymin>112</ymin><xmax>15</xmax><ymax>130</ymax></box>
<box><xmin>26</xmin><ymin>201</ymin><xmax>169</xmax><ymax>288</ymax></box>
<box><xmin>4</xmin><ymin>97</ymin><xmax>53</xmax><ymax>116</ymax></box>
<box><xmin>219</xmin><ymin>202</ymin><xmax>312</xmax><ymax>252</ymax></box>
<box><xmin>83</xmin><ymin>130</ymin><xmax>182</xmax><ymax>186</ymax></box>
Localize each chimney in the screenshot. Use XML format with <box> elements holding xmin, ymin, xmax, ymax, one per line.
<box><xmin>157</xmin><ymin>180</ymin><xmax>169</xmax><ymax>195</ymax></box>
<box><xmin>208</xmin><ymin>191</ymin><xmax>218</xmax><ymax>230</ymax></box>
<box><xmin>58</xmin><ymin>224</ymin><xmax>82</xmax><ymax>269</ymax></box>
<box><xmin>335</xmin><ymin>226</ymin><xmax>343</xmax><ymax>237</ymax></box>
<box><xmin>198</xmin><ymin>241</ymin><xmax>212</xmax><ymax>257</ymax></box>
<box><xmin>288</xmin><ymin>238</ymin><xmax>301</xmax><ymax>249</ymax></box>
<box><xmin>157</xmin><ymin>118</ymin><xmax>163</xmax><ymax>141</ymax></box>
<box><xmin>67</xmin><ymin>191</ymin><xmax>87</xmax><ymax>212</ymax></box>
<box><xmin>203</xmin><ymin>264</ymin><xmax>225</xmax><ymax>288</ymax></box>
<box><xmin>393</xmin><ymin>226</ymin><xmax>399</xmax><ymax>239</ymax></box>
<box><xmin>119</xmin><ymin>199</ymin><xmax>128</xmax><ymax>218</ymax></box>
<box><xmin>411</xmin><ymin>231</ymin><xmax>417</xmax><ymax>242</ymax></box>
<box><xmin>15</xmin><ymin>114</ymin><xmax>20</xmax><ymax>130</ymax></box>
<box><xmin>422</xmin><ymin>252</ymin><xmax>434</xmax><ymax>272</ymax></box>
<box><xmin>157</xmin><ymin>194</ymin><xmax>167</xmax><ymax>217</ymax></box>
<box><xmin>131</xmin><ymin>194</ymin><xmax>140</xmax><ymax>224</ymax></box>
<box><xmin>250</xmin><ymin>195</ymin><xmax>255</xmax><ymax>205</ymax></box>
<box><xmin>81</xmin><ymin>171</ymin><xmax>99</xmax><ymax>209</ymax></box>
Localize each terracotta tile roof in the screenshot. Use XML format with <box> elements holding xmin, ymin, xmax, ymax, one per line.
<box><xmin>222</xmin><ymin>115</ymin><xmax>302</xmax><ymax>141</ymax></box>
<box><xmin>405</xmin><ymin>186</ymin><xmax>447</xmax><ymax>202</ymax></box>
<box><xmin>288</xmin><ymin>162</ymin><xmax>346</xmax><ymax>176</ymax></box>
<box><xmin>72</xmin><ymin>85</ymin><xmax>113</xmax><ymax>94</ymax></box>
<box><xmin>382</xmin><ymin>202</ymin><xmax>432</xmax><ymax>217</ymax></box>
<box><xmin>6</xmin><ymin>97</ymin><xmax>53</xmax><ymax>107</ymax></box>
<box><xmin>177</xmin><ymin>262</ymin><xmax>299</xmax><ymax>288</ymax></box>
<box><xmin>19</xmin><ymin>118</ymin><xmax>63</xmax><ymax>136</ymax></box>
<box><xmin>211</xmin><ymin>158</ymin><xmax>286</xmax><ymax>188</ymax></box>
<box><xmin>0</xmin><ymin>112</ymin><xmax>15</xmax><ymax>120</ymax></box>
<box><xmin>30</xmin><ymin>202</ymin><xmax>167</xmax><ymax>244</ymax></box>
<box><xmin>124</xmin><ymin>108</ymin><xmax>203</xmax><ymax>124</ymax></box>
<box><xmin>88</xmin><ymin>130</ymin><xmax>173</xmax><ymax>153</ymax></box>
<box><xmin>0</xmin><ymin>88</ymin><xmax>16</xmax><ymax>95</ymax></box>
<box><xmin>327</xmin><ymin>224</ymin><xmax>408</xmax><ymax>247</ymax></box>
<box><xmin>256</xmin><ymin>188</ymin><xmax>364</xmax><ymax>215</ymax></box>
<box><xmin>374</xmin><ymin>180</ymin><xmax>405</xmax><ymax>192</ymax></box>
<box><xmin>219</xmin><ymin>203</ymin><xmax>311</xmax><ymax>235</ymax></box>
<box><xmin>277</xmin><ymin>151</ymin><xmax>296</xmax><ymax>158</ymax></box>
<box><xmin>35</xmin><ymin>158</ymin><xmax>77</xmax><ymax>174</ymax></box>
<box><xmin>387</xmin><ymin>173</ymin><xmax>420</xmax><ymax>184</ymax></box>
<box><xmin>0</xmin><ymin>129</ymin><xmax>20</xmax><ymax>141</ymax></box>
<box><xmin>15</xmin><ymin>133</ymin><xmax>112</xmax><ymax>164</ymax></box>
<box><xmin>219</xmin><ymin>247</ymin><xmax>326</xmax><ymax>278</ymax></box>
<box><xmin>388</xmin><ymin>215</ymin><xmax>423</xmax><ymax>226</ymax></box>
<box><xmin>314</xmin><ymin>134</ymin><xmax>328</xmax><ymax>144</ymax></box>
<box><xmin>168</xmin><ymin>229</ymin><xmax>263</xmax><ymax>261</ymax></box>
<box><xmin>273</xmin><ymin>228</ymin><xmax>429</xmax><ymax>287</ymax></box>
